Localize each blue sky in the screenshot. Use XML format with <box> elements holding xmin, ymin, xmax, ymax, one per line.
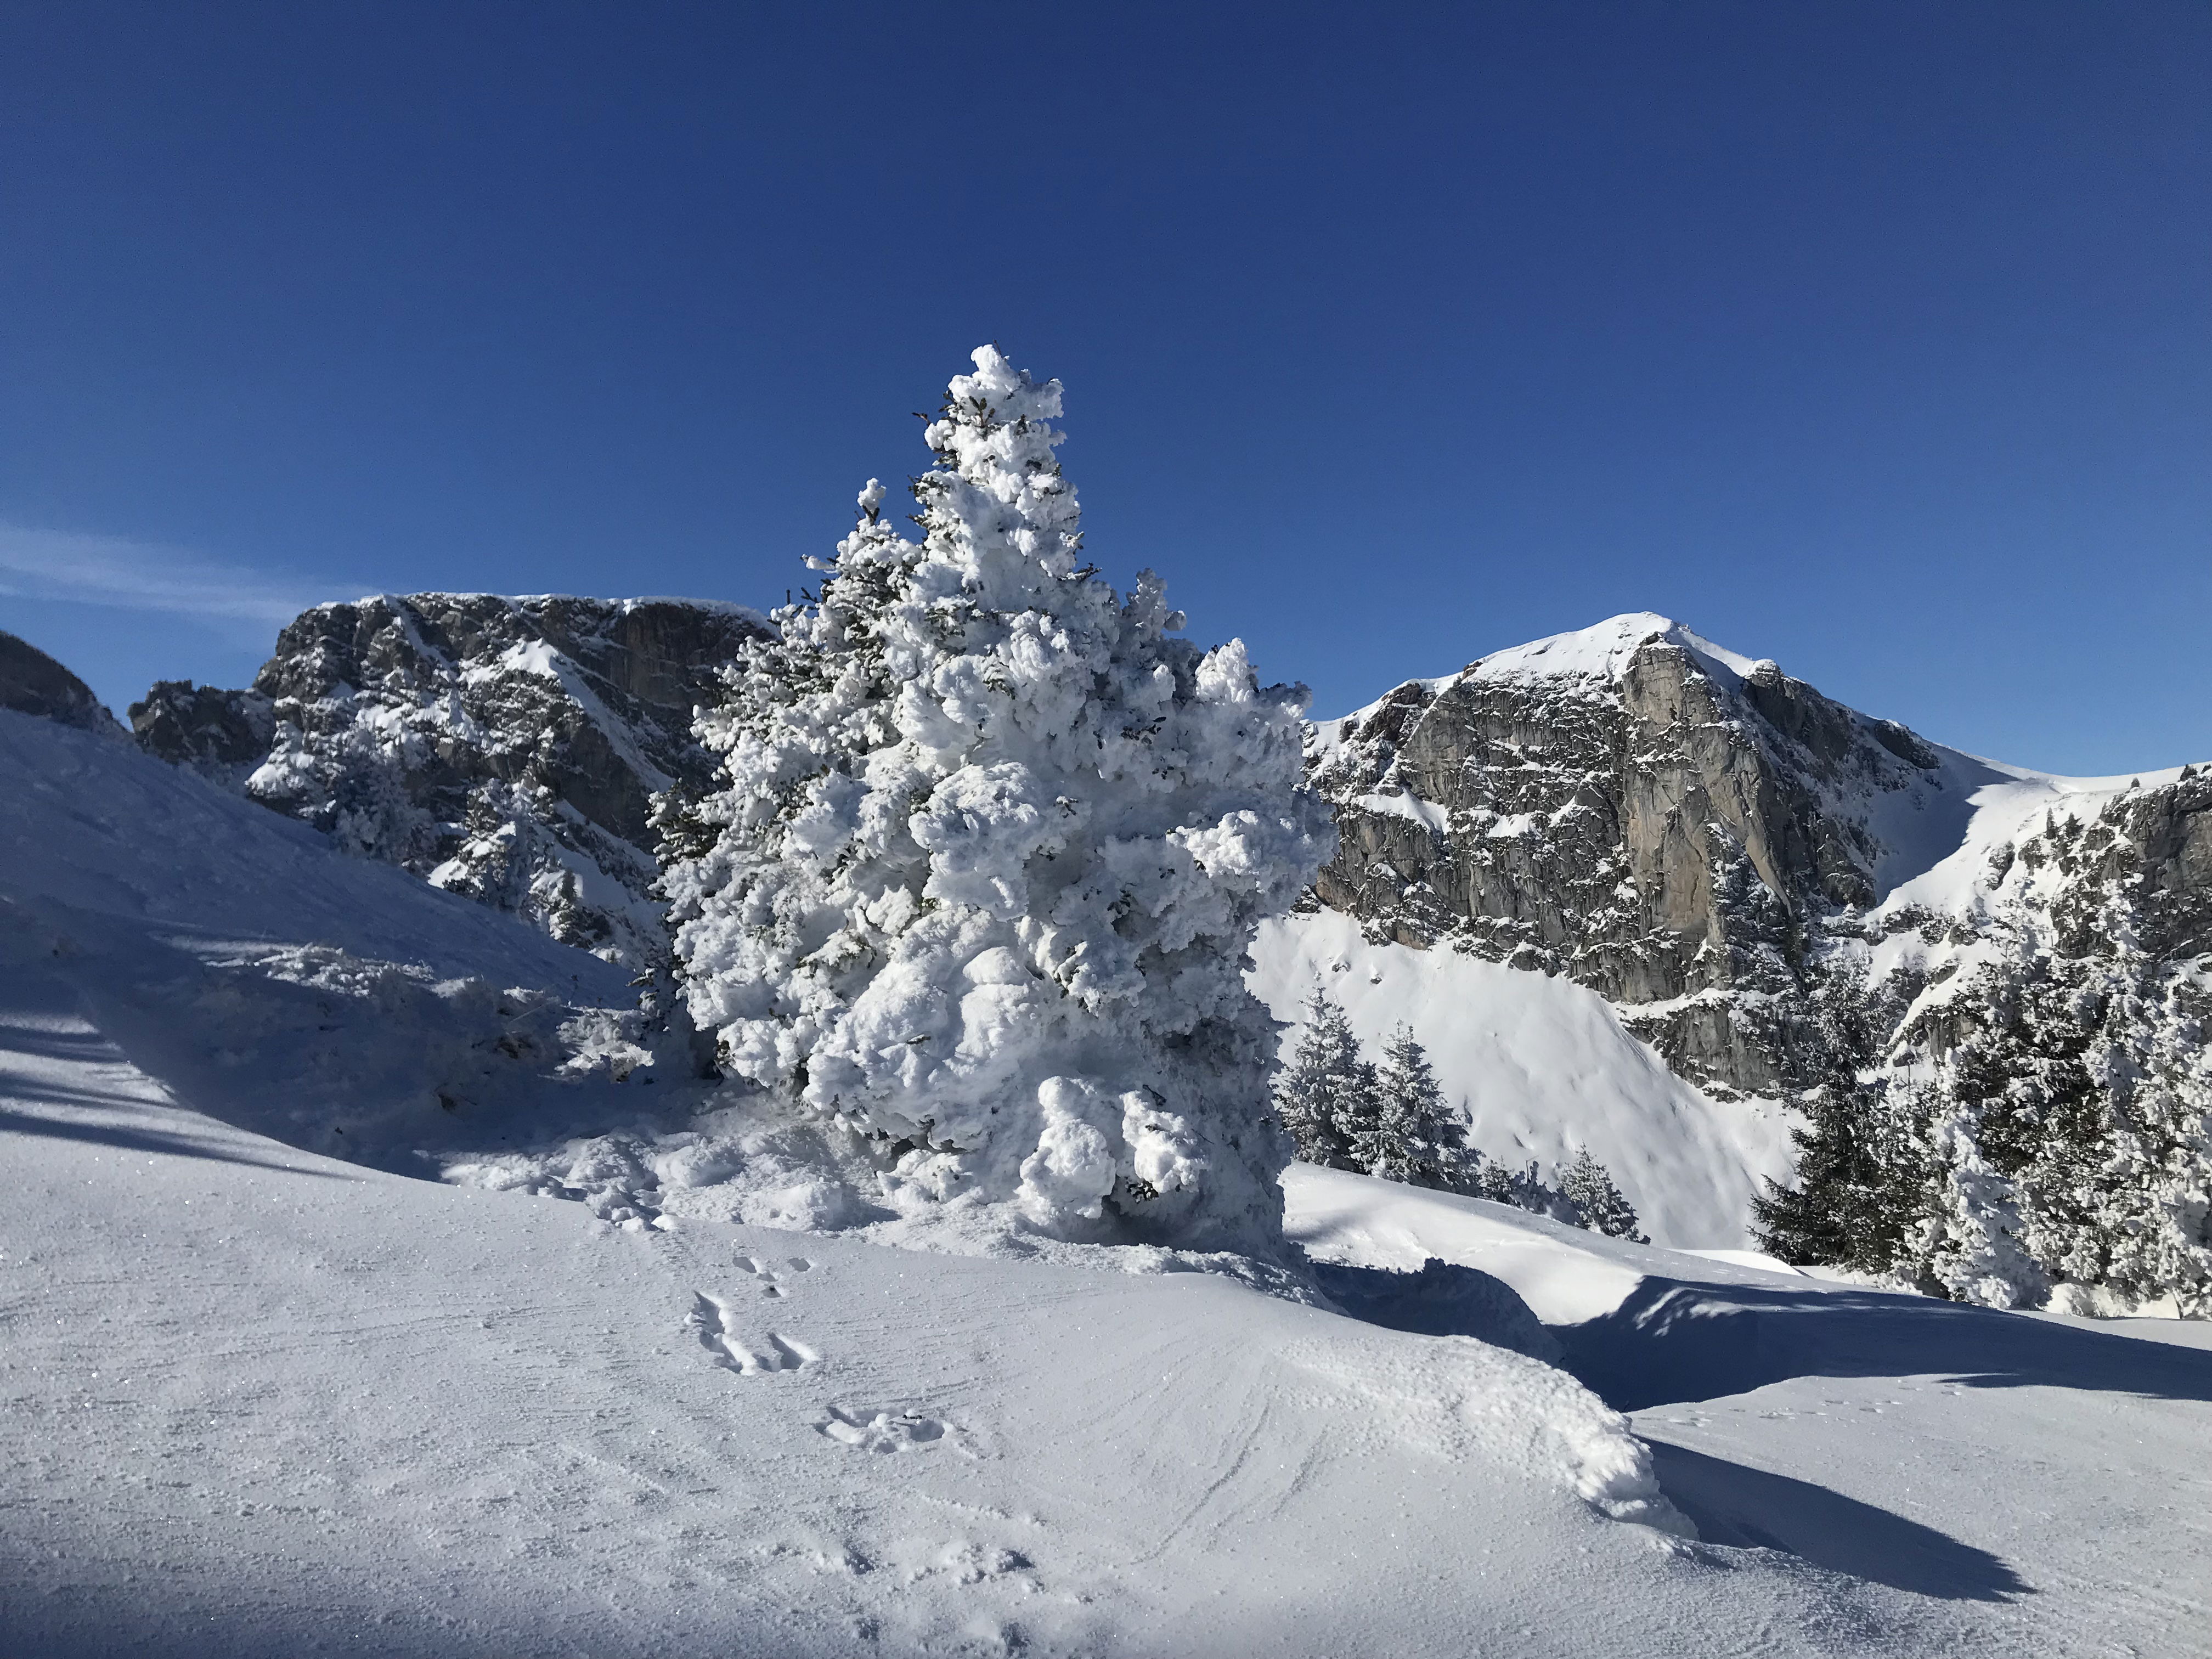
<box><xmin>2</xmin><ymin>2</ymin><xmax>2206</xmax><ymax>773</ymax></box>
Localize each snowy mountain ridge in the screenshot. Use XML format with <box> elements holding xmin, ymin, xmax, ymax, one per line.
<box><xmin>1303</xmin><ymin>610</ymin><xmax>2205</xmax><ymax>1084</ymax></box>
<box><xmin>1295</xmin><ymin>611</ymin><xmax>2210</xmax><ymax>1307</ymax></box>
<box><xmin>128</xmin><ymin>591</ymin><xmax>769</xmax><ymax>967</ymax></box>
<box><xmin>16</xmin><ymin>596</ymin><xmax>2206</xmax><ymax>1283</ymax></box>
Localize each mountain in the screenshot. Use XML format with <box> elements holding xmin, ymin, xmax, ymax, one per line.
<box><xmin>129</xmin><ymin>593</ymin><xmax>768</xmax><ymax>966</ymax></box>
<box><xmin>1284</xmin><ymin>613</ymin><xmax>2212</xmax><ymax>1303</ymax></box>
<box><xmin>1300</xmin><ymin>612</ymin><xmax>2002</xmax><ymax>1098</ymax></box>
<box><xmin>1</xmin><ymin>628</ymin><xmax>128</xmax><ymax>738</ymax></box>
<box><xmin>103</xmin><ymin>600</ymin><xmax>2209</xmax><ymax>1293</ymax></box>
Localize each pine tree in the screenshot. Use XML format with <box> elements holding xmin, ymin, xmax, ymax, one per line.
<box><xmin>2046</xmin><ymin>965</ymin><xmax>2212</xmax><ymax>1314</ymax></box>
<box><xmin>1474</xmin><ymin>1156</ymin><xmax>1519</xmax><ymax>1206</ymax></box>
<box><xmin>1752</xmin><ymin>977</ymin><xmax>1908</xmax><ymax>1271</ymax></box>
<box><xmin>1558</xmin><ymin>1147</ymin><xmax>1647</xmax><ymax>1243</ymax></box>
<box><xmin>658</xmin><ymin>346</ymin><xmax>1331</xmax><ymax>1249</ymax></box>
<box><xmin>1273</xmin><ymin>987</ymin><xmax>1372</xmax><ymax>1169</ymax></box>
<box><xmin>1365</xmin><ymin>1024</ymin><xmax>1468</xmax><ymax>1190</ymax></box>
<box><xmin>1905</xmin><ymin>1094</ymin><xmax>2050</xmax><ymax>1308</ymax></box>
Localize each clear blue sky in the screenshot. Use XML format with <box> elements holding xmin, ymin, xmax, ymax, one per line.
<box><xmin>2</xmin><ymin>2</ymin><xmax>2205</xmax><ymax>773</ymax></box>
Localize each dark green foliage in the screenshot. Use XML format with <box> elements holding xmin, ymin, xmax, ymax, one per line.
<box><xmin>1559</xmin><ymin>1147</ymin><xmax>1647</xmax><ymax>1243</ymax></box>
<box><xmin>1752</xmin><ymin>975</ymin><xmax>1910</xmax><ymax>1271</ymax></box>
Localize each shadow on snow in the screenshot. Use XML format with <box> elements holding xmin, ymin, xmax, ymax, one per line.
<box><xmin>1555</xmin><ymin>1275</ymin><xmax>2212</xmax><ymax>1413</ymax></box>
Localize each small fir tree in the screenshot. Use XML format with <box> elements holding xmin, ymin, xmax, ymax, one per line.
<box><xmin>1366</xmin><ymin>1024</ymin><xmax>1468</xmax><ymax>1190</ymax></box>
<box><xmin>1752</xmin><ymin>978</ymin><xmax>1908</xmax><ymax>1272</ymax></box>
<box><xmin>1559</xmin><ymin>1147</ymin><xmax>1647</xmax><ymax>1243</ymax></box>
<box><xmin>1274</xmin><ymin>986</ymin><xmax>1376</xmax><ymax>1170</ymax></box>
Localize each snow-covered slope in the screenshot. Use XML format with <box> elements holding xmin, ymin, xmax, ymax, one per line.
<box><xmin>1249</xmin><ymin>909</ymin><xmax>1795</xmax><ymax>1248</ymax></box>
<box><xmin>5</xmin><ymin>646</ymin><xmax>2211</xmax><ymax>1656</ymax></box>
<box><xmin>0</xmin><ymin>709</ymin><xmax>647</xmax><ymax>1170</ymax></box>
<box><xmin>1286</xmin><ymin>1163</ymin><xmax>2212</xmax><ymax>1658</ymax></box>
<box><xmin>8</xmin><ymin>953</ymin><xmax>1895</xmax><ymax>1659</ymax></box>
<box><xmin>8</xmin><ymin>977</ymin><xmax>2205</xmax><ymax>1656</ymax></box>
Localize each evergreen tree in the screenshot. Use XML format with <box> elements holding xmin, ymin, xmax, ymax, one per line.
<box><xmin>1273</xmin><ymin>987</ymin><xmax>1373</xmax><ymax>1169</ymax></box>
<box><xmin>1366</xmin><ymin>1023</ymin><xmax>1468</xmax><ymax>1190</ymax></box>
<box><xmin>657</xmin><ymin>346</ymin><xmax>1331</xmax><ymax>1249</ymax></box>
<box><xmin>2035</xmin><ymin>962</ymin><xmax>2212</xmax><ymax>1314</ymax></box>
<box><xmin>1474</xmin><ymin>1156</ymin><xmax>1519</xmax><ymax>1206</ymax></box>
<box><xmin>1558</xmin><ymin>1147</ymin><xmax>1647</xmax><ymax>1243</ymax></box>
<box><xmin>1752</xmin><ymin>978</ymin><xmax>1908</xmax><ymax>1271</ymax></box>
<box><xmin>1904</xmin><ymin>1093</ymin><xmax>2050</xmax><ymax>1308</ymax></box>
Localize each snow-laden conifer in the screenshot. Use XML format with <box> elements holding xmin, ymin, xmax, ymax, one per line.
<box><xmin>1558</xmin><ymin>1146</ymin><xmax>1648</xmax><ymax>1243</ymax></box>
<box><xmin>1907</xmin><ymin>1098</ymin><xmax>2050</xmax><ymax>1308</ymax></box>
<box><xmin>1367</xmin><ymin>1023</ymin><xmax>1467</xmax><ymax>1190</ymax></box>
<box><xmin>659</xmin><ymin>346</ymin><xmax>1332</xmax><ymax>1249</ymax></box>
<box><xmin>1274</xmin><ymin>986</ymin><xmax>1371</xmax><ymax>1169</ymax></box>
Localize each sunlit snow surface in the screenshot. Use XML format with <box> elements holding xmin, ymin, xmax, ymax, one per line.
<box><xmin>4</xmin><ymin>707</ymin><xmax>2210</xmax><ymax>1656</ymax></box>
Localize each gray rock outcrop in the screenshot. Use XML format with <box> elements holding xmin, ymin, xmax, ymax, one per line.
<box><xmin>1304</xmin><ymin>614</ymin><xmax>2005</xmax><ymax>1095</ymax></box>
<box><xmin>1</xmin><ymin>630</ymin><xmax>127</xmax><ymax>737</ymax></box>
<box><xmin>131</xmin><ymin>594</ymin><xmax>768</xmax><ymax>965</ymax></box>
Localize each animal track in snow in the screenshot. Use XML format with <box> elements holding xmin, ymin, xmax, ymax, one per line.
<box><xmin>817</xmin><ymin>1404</ymin><xmax>947</xmax><ymax>1453</ymax></box>
<box><xmin>686</xmin><ymin>1291</ymin><xmax>819</xmax><ymax>1376</ymax></box>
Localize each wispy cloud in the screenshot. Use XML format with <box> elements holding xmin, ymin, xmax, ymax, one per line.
<box><xmin>0</xmin><ymin>522</ymin><xmax>373</xmax><ymax>632</ymax></box>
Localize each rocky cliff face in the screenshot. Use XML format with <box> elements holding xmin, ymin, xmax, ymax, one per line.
<box><xmin>1302</xmin><ymin>613</ymin><xmax>2146</xmax><ymax>1098</ymax></box>
<box><xmin>131</xmin><ymin>594</ymin><xmax>768</xmax><ymax>965</ymax></box>
<box><xmin>1</xmin><ymin>630</ymin><xmax>127</xmax><ymax>738</ymax></box>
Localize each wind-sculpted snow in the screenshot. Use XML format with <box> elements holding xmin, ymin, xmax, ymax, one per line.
<box><xmin>1284</xmin><ymin>1163</ymin><xmax>2212</xmax><ymax>1650</ymax></box>
<box><xmin>0</xmin><ymin>982</ymin><xmax>1803</xmax><ymax>1659</ymax></box>
<box><xmin>661</xmin><ymin>348</ymin><xmax>1331</xmax><ymax>1253</ymax></box>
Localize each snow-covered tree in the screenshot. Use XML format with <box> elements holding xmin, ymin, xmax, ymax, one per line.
<box><xmin>1558</xmin><ymin>1147</ymin><xmax>1647</xmax><ymax>1243</ymax></box>
<box><xmin>659</xmin><ymin>346</ymin><xmax>1332</xmax><ymax>1250</ymax></box>
<box><xmin>1365</xmin><ymin>1023</ymin><xmax>1467</xmax><ymax>1190</ymax></box>
<box><xmin>1474</xmin><ymin>1157</ymin><xmax>1520</xmax><ymax>1206</ymax></box>
<box><xmin>1274</xmin><ymin>986</ymin><xmax>1373</xmax><ymax>1169</ymax></box>
<box><xmin>2095</xmin><ymin>1032</ymin><xmax>2212</xmax><ymax>1317</ymax></box>
<box><xmin>1904</xmin><ymin>1096</ymin><xmax>2049</xmax><ymax>1308</ymax></box>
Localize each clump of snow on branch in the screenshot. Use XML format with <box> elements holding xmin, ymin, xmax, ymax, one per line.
<box><xmin>657</xmin><ymin>346</ymin><xmax>1332</xmax><ymax>1251</ymax></box>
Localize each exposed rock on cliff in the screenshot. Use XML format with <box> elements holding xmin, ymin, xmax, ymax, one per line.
<box><xmin>1</xmin><ymin>629</ymin><xmax>127</xmax><ymax>737</ymax></box>
<box><xmin>1305</xmin><ymin>614</ymin><xmax>1994</xmax><ymax>1095</ymax></box>
<box><xmin>131</xmin><ymin>594</ymin><xmax>768</xmax><ymax>964</ymax></box>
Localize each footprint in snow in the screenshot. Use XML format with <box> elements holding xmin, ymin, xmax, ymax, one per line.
<box><xmin>686</xmin><ymin>1291</ymin><xmax>818</xmax><ymax>1376</ymax></box>
<box><xmin>735</xmin><ymin>1254</ymin><xmax>816</xmax><ymax>1299</ymax></box>
<box><xmin>817</xmin><ymin>1404</ymin><xmax>946</xmax><ymax>1453</ymax></box>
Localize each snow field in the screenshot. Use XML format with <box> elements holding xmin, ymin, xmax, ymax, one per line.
<box><xmin>0</xmin><ymin>956</ymin><xmax>1930</xmax><ymax>1659</ymax></box>
<box><xmin>6</xmin><ymin>701</ymin><xmax>2211</xmax><ymax>1654</ymax></box>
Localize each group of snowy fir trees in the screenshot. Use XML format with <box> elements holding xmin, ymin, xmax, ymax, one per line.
<box><xmin>1754</xmin><ymin>867</ymin><xmax>2212</xmax><ymax>1316</ymax></box>
<box><xmin>652</xmin><ymin>346</ymin><xmax>1334</xmax><ymax>1251</ymax></box>
<box><xmin>1276</xmin><ymin>986</ymin><xmax>1647</xmax><ymax>1242</ymax></box>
